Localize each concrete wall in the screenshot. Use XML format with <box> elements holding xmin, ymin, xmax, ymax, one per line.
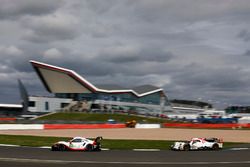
<box><xmin>28</xmin><ymin>96</ymin><xmax>72</xmax><ymax>112</ymax></box>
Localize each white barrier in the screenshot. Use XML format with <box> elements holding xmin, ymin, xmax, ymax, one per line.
<box><xmin>0</xmin><ymin>123</ymin><xmax>160</xmax><ymax>130</ymax></box>
<box><xmin>135</xmin><ymin>124</ymin><xmax>161</xmax><ymax>129</ymax></box>
<box><xmin>0</xmin><ymin>124</ymin><xmax>44</xmax><ymax>130</ymax></box>
<box><xmin>238</xmin><ymin>117</ymin><xmax>250</xmax><ymax>124</ymax></box>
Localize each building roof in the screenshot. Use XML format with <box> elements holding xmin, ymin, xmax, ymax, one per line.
<box><xmin>95</xmin><ymin>84</ymin><xmax>127</xmax><ymax>91</ymax></box>
<box><xmin>30</xmin><ymin>60</ymin><xmax>165</xmax><ymax>97</ymax></box>
<box><xmin>133</xmin><ymin>85</ymin><xmax>161</xmax><ymax>94</ymax></box>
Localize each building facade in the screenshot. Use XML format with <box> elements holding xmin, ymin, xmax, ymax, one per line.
<box><xmin>28</xmin><ymin>96</ymin><xmax>72</xmax><ymax>113</ymax></box>
<box><xmin>30</xmin><ymin>60</ymin><xmax>172</xmax><ymax>114</ymax></box>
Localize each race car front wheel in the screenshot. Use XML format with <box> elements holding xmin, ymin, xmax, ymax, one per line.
<box><xmin>183</xmin><ymin>145</ymin><xmax>190</xmax><ymax>151</ymax></box>
<box><xmin>212</xmin><ymin>144</ymin><xmax>219</xmax><ymax>150</ymax></box>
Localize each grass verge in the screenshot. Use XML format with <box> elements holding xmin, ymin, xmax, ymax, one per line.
<box><xmin>37</xmin><ymin>112</ymin><xmax>171</xmax><ymax>123</ymax></box>
<box><xmin>0</xmin><ymin>134</ymin><xmax>247</xmax><ymax>150</ymax></box>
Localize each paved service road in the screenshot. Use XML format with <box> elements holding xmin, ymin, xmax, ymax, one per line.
<box><xmin>1</xmin><ymin>128</ymin><xmax>250</xmax><ymax>142</ymax></box>
<box><xmin>0</xmin><ymin>146</ymin><xmax>249</xmax><ymax>167</ymax></box>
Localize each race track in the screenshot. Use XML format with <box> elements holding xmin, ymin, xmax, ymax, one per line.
<box><xmin>0</xmin><ymin>146</ymin><xmax>249</xmax><ymax>167</ymax></box>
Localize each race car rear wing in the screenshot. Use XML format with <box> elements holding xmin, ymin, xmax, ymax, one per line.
<box><xmin>94</xmin><ymin>136</ymin><xmax>103</xmax><ymax>145</ymax></box>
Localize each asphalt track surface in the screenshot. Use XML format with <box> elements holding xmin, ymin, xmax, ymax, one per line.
<box><xmin>0</xmin><ymin>146</ymin><xmax>250</xmax><ymax>167</ymax></box>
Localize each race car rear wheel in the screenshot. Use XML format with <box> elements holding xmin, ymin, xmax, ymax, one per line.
<box><xmin>59</xmin><ymin>144</ymin><xmax>66</xmax><ymax>151</ymax></box>
<box><xmin>183</xmin><ymin>144</ymin><xmax>190</xmax><ymax>151</ymax></box>
<box><xmin>51</xmin><ymin>146</ymin><xmax>57</xmax><ymax>151</ymax></box>
<box><xmin>212</xmin><ymin>144</ymin><xmax>219</xmax><ymax>150</ymax></box>
<box><xmin>86</xmin><ymin>144</ymin><xmax>93</xmax><ymax>151</ymax></box>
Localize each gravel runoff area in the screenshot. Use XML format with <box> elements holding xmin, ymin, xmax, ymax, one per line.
<box><xmin>0</xmin><ymin>128</ymin><xmax>249</xmax><ymax>143</ymax></box>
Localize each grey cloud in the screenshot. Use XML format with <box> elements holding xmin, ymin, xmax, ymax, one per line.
<box><xmin>0</xmin><ymin>46</ymin><xmax>28</xmax><ymax>72</ymax></box>
<box><xmin>85</xmin><ymin>0</ymin><xmax>117</xmax><ymax>15</ymax></box>
<box><xmin>243</xmin><ymin>50</ymin><xmax>250</xmax><ymax>56</ymax></box>
<box><xmin>40</xmin><ymin>55</ymin><xmax>118</xmax><ymax>77</ymax></box>
<box><xmin>0</xmin><ymin>57</ymin><xmax>33</xmax><ymax>73</ymax></box>
<box><xmin>22</xmin><ymin>28</ymin><xmax>79</xmax><ymax>43</ymax></box>
<box><xmin>172</xmin><ymin>64</ymin><xmax>249</xmax><ymax>91</ymax></box>
<box><xmin>0</xmin><ymin>45</ymin><xmax>48</xmax><ymax>73</ymax></box>
<box><xmin>36</xmin><ymin>45</ymin><xmax>175</xmax><ymax>77</ymax></box>
<box><xmin>101</xmin><ymin>46</ymin><xmax>174</xmax><ymax>63</ymax></box>
<box><xmin>237</xmin><ymin>30</ymin><xmax>250</xmax><ymax>42</ymax></box>
<box><xmin>0</xmin><ymin>0</ymin><xmax>62</xmax><ymax>20</ymax></box>
<box><xmin>131</xmin><ymin>0</ymin><xmax>250</xmax><ymax>23</ymax></box>
<box><xmin>166</xmin><ymin>63</ymin><xmax>250</xmax><ymax>104</ymax></box>
<box><xmin>165</xmin><ymin>65</ymin><xmax>250</xmax><ymax>107</ymax></box>
<box><xmin>37</xmin><ymin>48</ymin><xmax>172</xmax><ymax>78</ymax></box>
<box><xmin>21</xmin><ymin>13</ymin><xmax>80</xmax><ymax>43</ymax></box>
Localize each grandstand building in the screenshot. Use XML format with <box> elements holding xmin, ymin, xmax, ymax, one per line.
<box><xmin>29</xmin><ymin>60</ymin><xmax>172</xmax><ymax>113</ymax></box>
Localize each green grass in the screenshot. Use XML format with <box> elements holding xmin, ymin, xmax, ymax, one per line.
<box><xmin>37</xmin><ymin>112</ymin><xmax>171</xmax><ymax>123</ymax></box>
<box><xmin>102</xmin><ymin>139</ymin><xmax>173</xmax><ymax>150</ymax></box>
<box><xmin>0</xmin><ymin>134</ymin><xmax>247</xmax><ymax>150</ymax></box>
<box><xmin>0</xmin><ymin>135</ymin><xmax>69</xmax><ymax>147</ymax></box>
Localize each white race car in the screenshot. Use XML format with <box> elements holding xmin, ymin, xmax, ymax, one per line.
<box><xmin>51</xmin><ymin>136</ymin><xmax>103</xmax><ymax>151</ymax></box>
<box><xmin>171</xmin><ymin>137</ymin><xmax>223</xmax><ymax>151</ymax></box>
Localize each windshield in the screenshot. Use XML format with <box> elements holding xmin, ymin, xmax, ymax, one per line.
<box><xmin>71</xmin><ymin>138</ymin><xmax>82</xmax><ymax>143</ymax></box>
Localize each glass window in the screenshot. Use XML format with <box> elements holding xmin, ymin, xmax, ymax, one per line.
<box><xmin>61</xmin><ymin>103</ymin><xmax>69</xmax><ymax>108</ymax></box>
<box><xmin>193</xmin><ymin>140</ymin><xmax>201</xmax><ymax>144</ymax></box>
<box><xmin>45</xmin><ymin>101</ymin><xmax>49</xmax><ymax>111</ymax></box>
<box><xmin>28</xmin><ymin>101</ymin><xmax>36</xmax><ymax>107</ymax></box>
<box><xmin>71</xmin><ymin>138</ymin><xmax>82</xmax><ymax>142</ymax></box>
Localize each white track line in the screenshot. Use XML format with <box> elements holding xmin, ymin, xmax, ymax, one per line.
<box><xmin>39</xmin><ymin>146</ymin><xmax>51</xmax><ymax>149</ymax></box>
<box><xmin>229</xmin><ymin>148</ymin><xmax>249</xmax><ymax>151</ymax></box>
<box><xmin>101</xmin><ymin>148</ymin><xmax>110</xmax><ymax>151</ymax></box>
<box><xmin>0</xmin><ymin>144</ymin><xmax>20</xmax><ymax>147</ymax></box>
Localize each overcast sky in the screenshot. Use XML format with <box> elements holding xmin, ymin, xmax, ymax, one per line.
<box><xmin>0</xmin><ymin>0</ymin><xmax>250</xmax><ymax>109</ymax></box>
